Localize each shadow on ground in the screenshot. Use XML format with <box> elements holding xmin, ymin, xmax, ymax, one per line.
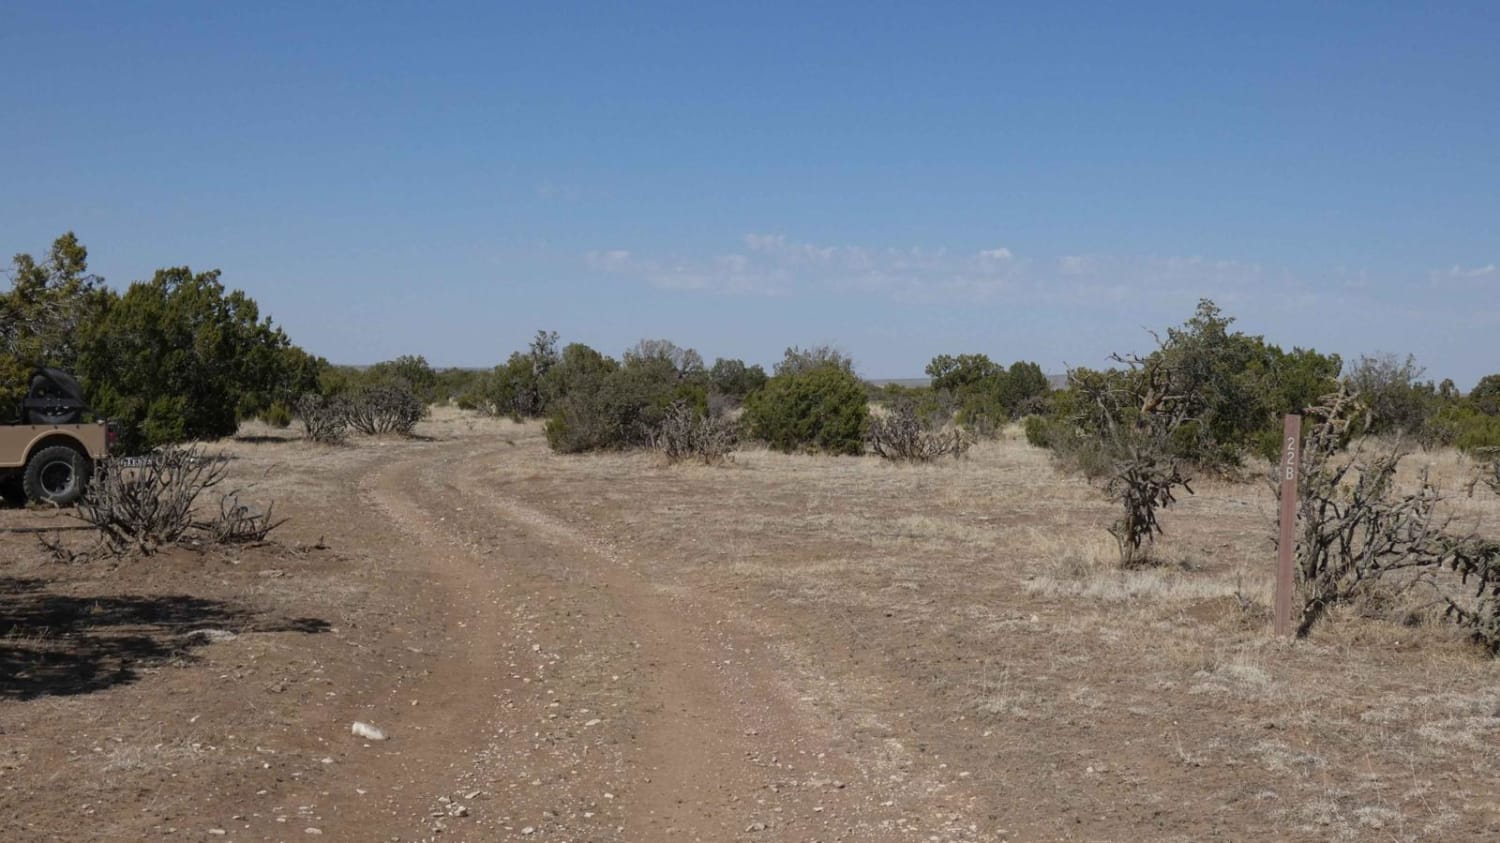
<box><xmin>0</xmin><ymin>575</ymin><xmax>328</xmax><ymax>701</ymax></box>
<box><xmin>232</xmin><ymin>434</ymin><xmax>299</xmax><ymax>444</ymax></box>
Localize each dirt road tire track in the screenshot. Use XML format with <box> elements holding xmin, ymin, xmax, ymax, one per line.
<box><xmin>357</xmin><ymin>437</ymin><xmax>929</xmax><ymax>841</ymax></box>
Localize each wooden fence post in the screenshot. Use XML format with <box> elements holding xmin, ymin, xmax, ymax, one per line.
<box><xmin>1275</xmin><ymin>414</ymin><xmax>1302</xmax><ymax>637</ymax></box>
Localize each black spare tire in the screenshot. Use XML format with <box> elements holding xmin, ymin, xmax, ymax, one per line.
<box><xmin>23</xmin><ymin>406</ymin><xmax>84</xmax><ymax>425</ymax></box>
<box><xmin>22</xmin><ymin>445</ymin><xmax>92</xmax><ymax>506</ymax></box>
<box><xmin>22</xmin><ymin>368</ymin><xmax>89</xmax><ymax>425</ymax></box>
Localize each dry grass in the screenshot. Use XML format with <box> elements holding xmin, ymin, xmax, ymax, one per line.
<box><xmin>21</xmin><ymin>408</ymin><xmax>1488</xmax><ymax>839</ymax></box>
<box><xmin>444</xmin><ymin>416</ymin><xmax>1500</xmax><ymax>840</ymax></box>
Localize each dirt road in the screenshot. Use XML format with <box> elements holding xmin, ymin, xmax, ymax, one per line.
<box><xmin>343</xmin><ymin>434</ymin><xmax>982</xmax><ymax>841</ymax></box>
<box><xmin>8</xmin><ymin>414</ymin><xmax>1498</xmax><ymax>842</ymax></box>
<box><xmin>1</xmin><ymin>420</ymin><xmax>990</xmax><ymax>841</ymax></box>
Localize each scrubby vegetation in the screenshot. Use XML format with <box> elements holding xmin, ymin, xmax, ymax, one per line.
<box><xmin>480</xmin><ymin>330</ymin><xmax>560</xmax><ymax>420</ymax></box>
<box><xmin>342</xmin><ymin>385</ymin><xmax>427</xmax><ymax>435</ymax></box>
<box><xmin>10</xmin><ymin>230</ymin><xmax>1500</xmax><ymax>658</ymax></box>
<box><xmin>3</xmin><ymin>233</ymin><xmax>323</xmax><ymax>452</ymax></box>
<box><xmin>745</xmin><ymin>361</ymin><xmax>869</xmax><ymax>455</ymax></box>
<box><xmin>1290</xmin><ymin>391</ymin><xmax>1500</xmax><ymax>650</ymax></box>
<box><xmin>1105</xmin><ymin>446</ymin><xmax>1193</xmax><ymax>567</ymax></box>
<box><xmin>867</xmin><ymin>401</ymin><xmax>969</xmax><ymax>462</ymax></box>
<box><xmin>78</xmin><ymin>445</ymin><xmax>282</xmax><ymax>555</ymax></box>
<box><xmin>708</xmin><ymin>357</ymin><xmax>768</xmax><ymax>406</ymax></box>
<box><xmin>471</xmin><ymin>334</ymin><xmax>867</xmax><ymax>458</ymax></box>
<box><xmin>1028</xmin><ymin>300</ymin><xmax>1343</xmax><ymax>473</ymax></box>
<box><xmin>1015</xmin><ymin>300</ymin><xmax>1500</xmax><ymax>598</ymax></box>
<box><xmin>926</xmin><ymin>354</ymin><xmax>1050</xmax><ymax>435</ymax></box>
<box><xmin>294</xmin><ymin>394</ymin><xmax>349</xmax><ymax>445</ymax></box>
<box><xmin>651</xmin><ymin>401</ymin><xmax>740</xmax><ymax>464</ymax></box>
<box><xmin>542</xmin><ymin>341</ymin><xmax>707</xmax><ymax>453</ymax></box>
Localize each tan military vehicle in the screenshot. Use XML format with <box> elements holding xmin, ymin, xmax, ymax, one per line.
<box><xmin>0</xmin><ymin>368</ymin><xmax>112</xmax><ymax>506</ymax></box>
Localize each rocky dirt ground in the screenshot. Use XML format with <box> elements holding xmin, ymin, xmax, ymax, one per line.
<box><xmin>2</xmin><ymin>409</ymin><xmax>1499</xmax><ymax>842</ymax></box>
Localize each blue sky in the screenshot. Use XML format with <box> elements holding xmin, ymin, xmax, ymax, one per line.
<box><xmin>2</xmin><ymin>2</ymin><xmax>1496</xmax><ymax>386</ymax></box>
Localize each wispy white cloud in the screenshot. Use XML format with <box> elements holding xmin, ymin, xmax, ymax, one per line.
<box><xmin>585</xmin><ymin>246</ymin><xmax>792</xmax><ymax>295</ymax></box>
<box><xmin>587</xmin><ymin>233</ymin><xmax>1024</xmax><ymax>301</ymax></box>
<box><xmin>579</xmin><ymin>237</ymin><xmax>1493</xmax><ymax>385</ymax></box>
<box><xmin>536</xmin><ymin>181</ymin><xmax>582</xmax><ymax>201</ymax></box>
<box><xmin>585</xmin><ymin>233</ymin><xmax>1311</xmax><ymax>310</ymax></box>
<box><xmin>1437</xmin><ymin>263</ymin><xmax>1497</xmax><ymax>280</ymax></box>
<box><xmin>584</xmin><ymin>249</ymin><xmax>633</xmax><ymax>270</ymax></box>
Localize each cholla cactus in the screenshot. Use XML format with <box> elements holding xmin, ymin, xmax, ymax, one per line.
<box><xmin>651</xmin><ymin>401</ymin><xmax>739</xmax><ymax>465</ymax></box>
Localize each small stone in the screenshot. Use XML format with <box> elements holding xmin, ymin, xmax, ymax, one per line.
<box><xmin>305</xmin><ymin>829</ymin><xmax>323</xmax><ymax>836</ymax></box>
<box><xmin>522</xmin><ymin>826</ymin><xmax>535</xmax><ymax>835</ymax></box>
<box><xmin>351</xmin><ymin>722</ymin><xmax>386</xmax><ymax>741</ymax></box>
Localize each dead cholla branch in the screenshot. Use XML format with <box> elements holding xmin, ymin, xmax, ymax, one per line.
<box><xmin>1301</xmin><ymin>386</ymin><xmax>1365</xmax><ymax>458</ymax></box>
<box><xmin>1105</xmin><ymin>444</ymin><xmax>1192</xmax><ymax>567</ymax></box>
<box><xmin>868</xmin><ymin>403</ymin><xmax>971</xmax><ymax>462</ymax></box>
<box><xmin>1468</xmin><ymin>447</ymin><xmax>1500</xmax><ymax>498</ymax></box>
<box><xmin>342</xmin><ymin>385</ymin><xmax>427</xmax><ymax>436</ymax></box>
<box><xmin>1290</xmin><ymin>388</ymin><xmax>1500</xmax><ymax>649</ymax></box>
<box><xmin>1293</xmin><ymin>446</ymin><xmax>1442</xmax><ymax>637</ymax></box>
<box><xmin>77</xmin><ymin>446</ymin><xmax>286</xmax><ymax>555</ymax></box>
<box><xmin>295</xmin><ymin>393</ymin><xmax>349</xmax><ymax>444</ymax></box>
<box><xmin>79</xmin><ymin>446</ymin><xmax>230</xmax><ymax>554</ymax></box>
<box><xmin>1292</xmin><ymin>389</ymin><xmax>1426</xmax><ymax>636</ymax></box>
<box><xmin>652</xmin><ymin>401</ymin><xmax>739</xmax><ymax>464</ymax></box>
<box><xmin>1436</xmin><ymin>536</ymin><xmax>1500</xmax><ymax>653</ymax></box>
<box><xmin>198</xmin><ymin>490</ymin><xmax>287</xmax><ymax>545</ymax></box>
<box><xmin>36</xmin><ymin>530</ymin><xmax>92</xmax><ymax>564</ymax></box>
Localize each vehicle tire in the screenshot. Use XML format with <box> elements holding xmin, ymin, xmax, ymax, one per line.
<box><xmin>24</xmin><ymin>407</ymin><xmax>83</xmax><ymax>425</ymax></box>
<box><xmin>22</xmin><ymin>446</ymin><xmax>92</xmax><ymax>506</ymax></box>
